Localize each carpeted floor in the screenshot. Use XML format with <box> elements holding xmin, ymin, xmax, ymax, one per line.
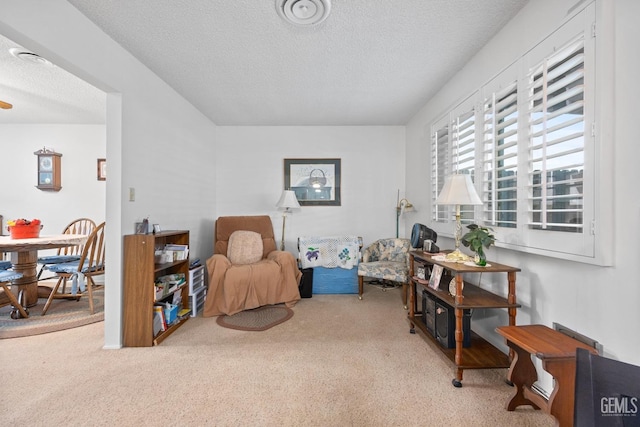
<box><xmin>1</xmin><ymin>284</ymin><xmax>554</xmax><ymax>426</ymax></box>
<box><xmin>0</xmin><ymin>286</ymin><xmax>104</xmax><ymax>339</ymax></box>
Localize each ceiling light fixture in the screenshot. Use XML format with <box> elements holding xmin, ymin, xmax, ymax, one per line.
<box><xmin>9</xmin><ymin>47</ymin><xmax>53</xmax><ymax>66</ymax></box>
<box><xmin>276</xmin><ymin>0</ymin><xmax>331</xmax><ymax>26</ymax></box>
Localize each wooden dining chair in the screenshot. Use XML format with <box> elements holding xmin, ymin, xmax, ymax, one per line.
<box><xmin>36</xmin><ymin>218</ymin><xmax>96</xmax><ymax>280</ymax></box>
<box><xmin>41</xmin><ymin>221</ymin><xmax>105</xmax><ymax>315</ymax></box>
<box><xmin>0</xmin><ymin>270</ymin><xmax>29</xmax><ymax>319</ymax></box>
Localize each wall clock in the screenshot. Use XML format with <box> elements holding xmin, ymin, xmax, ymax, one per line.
<box><xmin>34</xmin><ymin>148</ymin><xmax>62</xmax><ymax>191</ymax></box>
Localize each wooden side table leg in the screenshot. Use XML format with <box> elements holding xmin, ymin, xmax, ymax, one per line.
<box><xmin>505</xmin><ymin>341</ymin><xmax>540</xmax><ymax>411</ymax></box>
<box><xmin>408</xmin><ymin>280</ymin><xmax>416</xmax><ymax>334</ymax></box>
<box><xmin>507</xmin><ymin>271</ymin><xmax>517</xmax><ymax>362</ymax></box>
<box><xmin>543</xmin><ymin>358</ymin><xmax>576</xmax><ymax>427</ymax></box>
<box><xmin>452</xmin><ymin>367</ymin><xmax>463</xmax><ymax>388</ymax></box>
<box><xmin>453</xmin><ymin>306</ymin><xmax>464</xmax><ymax>387</ymax></box>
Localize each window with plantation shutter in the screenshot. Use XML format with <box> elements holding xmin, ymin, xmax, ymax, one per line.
<box><xmin>527</xmin><ymin>37</ymin><xmax>585</xmax><ymax>233</ymax></box>
<box><xmin>451</xmin><ymin>101</ymin><xmax>477</xmax><ymax>224</ymax></box>
<box><xmin>482</xmin><ymin>80</ymin><xmax>518</xmax><ymax>228</ymax></box>
<box><xmin>427</xmin><ymin>2</ymin><xmax>610</xmax><ymax>265</ymax></box>
<box><xmin>430</xmin><ymin>95</ymin><xmax>479</xmax><ymax>224</ymax></box>
<box><xmin>431</xmin><ymin>117</ymin><xmax>449</xmax><ymax>222</ymax></box>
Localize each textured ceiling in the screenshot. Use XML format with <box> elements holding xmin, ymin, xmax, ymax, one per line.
<box><xmin>0</xmin><ymin>34</ymin><xmax>105</xmax><ymax>124</ymax></box>
<box><xmin>1</xmin><ymin>0</ymin><xmax>529</xmax><ymax>126</ymax></box>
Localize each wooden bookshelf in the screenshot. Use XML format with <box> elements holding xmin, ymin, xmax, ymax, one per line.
<box><xmin>122</xmin><ymin>230</ymin><xmax>190</xmax><ymax>347</ymax></box>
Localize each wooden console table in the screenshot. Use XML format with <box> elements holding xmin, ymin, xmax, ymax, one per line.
<box><xmin>496</xmin><ymin>325</ymin><xmax>599</xmax><ymax>427</ymax></box>
<box><xmin>408</xmin><ymin>251</ymin><xmax>521</xmax><ymax>387</ymax></box>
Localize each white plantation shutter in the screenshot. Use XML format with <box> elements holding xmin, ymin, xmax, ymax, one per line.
<box><xmin>527</xmin><ymin>37</ymin><xmax>585</xmax><ymax>232</ymax></box>
<box><xmin>451</xmin><ymin>101</ymin><xmax>477</xmax><ymax>224</ymax></box>
<box><xmin>427</xmin><ymin>3</ymin><xmax>606</xmax><ymax>263</ymax></box>
<box><xmin>431</xmin><ymin>95</ymin><xmax>479</xmax><ymax>224</ymax></box>
<box><xmin>431</xmin><ymin>116</ymin><xmax>449</xmax><ymax>222</ymax></box>
<box><xmin>482</xmin><ymin>81</ymin><xmax>518</xmax><ymax>228</ymax></box>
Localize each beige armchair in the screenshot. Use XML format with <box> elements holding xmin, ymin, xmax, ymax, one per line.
<box><xmin>203</xmin><ymin>215</ymin><xmax>302</xmax><ymax>316</ymax></box>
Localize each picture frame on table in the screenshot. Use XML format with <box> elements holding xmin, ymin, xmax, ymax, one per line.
<box><xmin>284</xmin><ymin>158</ymin><xmax>341</xmax><ymax>206</ymax></box>
<box><xmin>135</xmin><ymin>219</ymin><xmax>148</xmax><ymax>235</ymax></box>
<box><xmin>428</xmin><ymin>264</ymin><xmax>444</xmax><ymax>290</ymax></box>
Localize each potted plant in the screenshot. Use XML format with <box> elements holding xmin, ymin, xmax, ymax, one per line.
<box><xmin>461</xmin><ymin>224</ymin><xmax>495</xmax><ymax>266</ymax></box>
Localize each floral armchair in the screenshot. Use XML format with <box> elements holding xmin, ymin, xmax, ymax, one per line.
<box><xmin>357</xmin><ymin>238</ymin><xmax>411</xmax><ymax>309</ymax></box>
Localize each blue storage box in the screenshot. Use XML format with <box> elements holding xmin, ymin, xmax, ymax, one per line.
<box><xmin>164</xmin><ymin>304</ymin><xmax>178</xmax><ymax>324</ymax></box>
<box><xmin>312</xmin><ymin>267</ymin><xmax>358</xmax><ymax>294</ymax></box>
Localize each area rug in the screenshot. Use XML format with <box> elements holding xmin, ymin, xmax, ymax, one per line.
<box><xmin>216</xmin><ymin>305</ymin><xmax>294</xmax><ymax>331</ymax></box>
<box><xmin>0</xmin><ymin>288</ymin><xmax>104</xmax><ymax>339</ymax></box>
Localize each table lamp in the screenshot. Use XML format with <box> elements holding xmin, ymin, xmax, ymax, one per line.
<box><xmin>276</xmin><ymin>190</ymin><xmax>301</xmax><ymax>251</ymax></box>
<box><xmin>436</xmin><ymin>174</ymin><xmax>482</xmax><ymax>259</ymax></box>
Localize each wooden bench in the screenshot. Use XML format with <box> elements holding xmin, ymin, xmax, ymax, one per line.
<box><xmin>496</xmin><ymin>324</ymin><xmax>598</xmax><ymax>427</ymax></box>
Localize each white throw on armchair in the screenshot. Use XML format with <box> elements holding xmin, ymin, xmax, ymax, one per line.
<box><xmin>357</xmin><ymin>238</ymin><xmax>411</xmax><ymax>309</ymax></box>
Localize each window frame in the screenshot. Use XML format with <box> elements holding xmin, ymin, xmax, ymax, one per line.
<box><xmin>428</xmin><ymin>2</ymin><xmax>612</xmax><ymax>266</ymax></box>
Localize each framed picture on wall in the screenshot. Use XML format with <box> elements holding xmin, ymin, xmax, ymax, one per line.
<box><xmin>284</xmin><ymin>158</ymin><xmax>341</xmax><ymax>206</ymax></box>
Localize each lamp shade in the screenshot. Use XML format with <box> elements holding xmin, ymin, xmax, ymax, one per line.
<box><xmin>436</xmin><ymin>174</ymin><xmax>482</xmax><ymax>206</ymax></box>
<box><xmin>276</xmin><ymin>190</ymin><xmax>301</xmax><ymax>210</ymax></box>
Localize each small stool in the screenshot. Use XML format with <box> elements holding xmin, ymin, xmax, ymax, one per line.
<box><xmin>496</xmin><ymin>324</ymin><xmax>598</xmax><ymax>427</ymax></box>
<box><xmin>0</xmin><ymin>270</ymin><xmax>29</xmax><ymax>319</ymax></box>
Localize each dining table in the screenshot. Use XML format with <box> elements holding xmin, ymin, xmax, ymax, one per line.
<box><xmin>0</xmin><ymin>234</ymin><xmax>88</xmax><ymax>317</ymax></box>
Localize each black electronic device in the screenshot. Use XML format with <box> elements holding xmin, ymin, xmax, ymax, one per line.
<box><xmin>421</xmin><ymin>290</ymin><xmax>436</xmax><ymax>337</ymax></box>
<box><xmin>299</xmin><ymin>268</ymin><xmax>313</xmax><ymax>298</ymax></box>
<box><xmin>411</xmin><ymin>223</ymin><xmax>439</xmax><ymax>252</ymax></box>
<box><xmin>435</xmin><ymin>301</ymin><xmax>471</xmax><ymax>348</ymax></box>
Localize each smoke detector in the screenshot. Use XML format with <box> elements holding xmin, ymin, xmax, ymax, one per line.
<box><xmin>276</xmin><ymin>0</ymin><xmax>331</xmax><ymax>26</ymax></box>
<box><xmin>9</xmin><ymin>48</ymin><xmax>53</xmax><ymax>66</ymax></box>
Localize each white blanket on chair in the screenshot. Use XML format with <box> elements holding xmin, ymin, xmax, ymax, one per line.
<box><xmin>298</xmin><ymin>235</ymin><xmax>360</xmax><ymax>270</ymax></box>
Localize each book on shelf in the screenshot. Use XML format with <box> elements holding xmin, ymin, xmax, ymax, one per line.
<box><xmin>165</xmin><ymin>244</ymin><xmax>189</xmax><ymax>261</ymax></box>
<box><xmin>154</xmin><ymin>273</ymin><xmax>186</xmax><ymax>301</ymax></box>
<box><xmin>154</xmin><ymin>244</ymin><xmax>189</xmax><ymax>263</ymax></box>
<box><xmin>164</xmin><ymin>244</ymin><xmax>188</xmax><ymax>251</ymax></box>
<box><xmin>155</xmin><ymin>302</ymin><xmax>178</xmax><ymax>326</ymax></box>
<box><xmin>178</xmin><ymin>308</ymin><xmax>192</xmax><ymax>319</ymax></box>
<box><xmin>153</xmin><ymin>305</ymin><xmax>167</xmax><ymax>333</ymax></box>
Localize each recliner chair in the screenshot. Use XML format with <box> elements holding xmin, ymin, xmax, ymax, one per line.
<box><xmin>203</xmin><ymin>215</ymin><xmax>302</xmax><ymax>317</ymax></box>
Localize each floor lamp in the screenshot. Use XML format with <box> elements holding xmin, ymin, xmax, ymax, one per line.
<box><xmin>276</xmin><ymin>190</ymin><xmax>301</xmax><ymax>251</ymax></box>
<box><xmin>396</xmin><ymin>197</ymin><xmax>414</xmax><ymax>238</ymax></box>
<box><xmin>435</xmin><ymin>174</ymin><xmax>482</xmax><ymax>260</ymax></box>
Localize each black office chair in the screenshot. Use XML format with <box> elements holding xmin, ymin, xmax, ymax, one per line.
<box><xmin>574</xmin><ymin>348</ymin><xmax>640</xmax><ymax>427</ymax></box>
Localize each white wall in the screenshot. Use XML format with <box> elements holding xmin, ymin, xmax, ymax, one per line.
<box><xmin>3</xmin><ymin>1</ymin><xmax>638</xmax><ymax>380</ymax></box>
<box><xmin>406</xmin><ymin>0</ymin><xmax>640</xmax><ymax>382</ymax></box>
<box><xmin>216</xmin><ymin>126</ymin><xmax>408</xmax><ymax>251</ymax></box>
<box><xmin>0</xmin><ymin>124</ymin><xmax>106</xmax><ymax>242</ymax></box>
<box><xmin>0</xmin><ymin>0</ymin><xmax>218</xmax><ymax>348</ymax></box>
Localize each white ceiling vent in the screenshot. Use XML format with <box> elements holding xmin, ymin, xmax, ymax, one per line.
<box><xmin>9</xmin><ymin>48</ymin><xmax>53</xmax><ymax>66</ymax></box>
<box><xmin>276</xmin><ymin>0</ymin><xmax>331</xmax><ymax>26</ymax></box>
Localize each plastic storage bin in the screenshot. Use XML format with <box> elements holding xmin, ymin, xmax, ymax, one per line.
<box><xmin>312</xmin><ymin>267</ymin><xmax>358</xmax><ymax>294</ymax></box>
